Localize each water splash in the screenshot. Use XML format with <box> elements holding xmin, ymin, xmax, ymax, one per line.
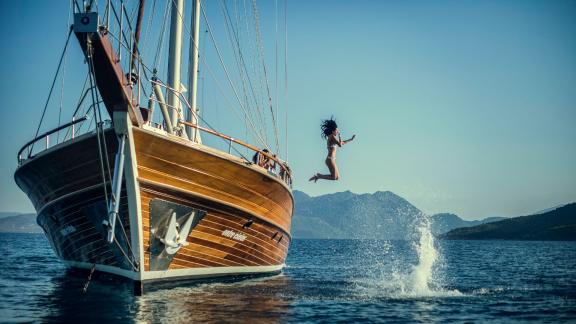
<box><xmin>402</xmin><ymin>217</ymin><xmax>438</xmax><ymax>294</ymax></box>
<box><xmin>354</xmin><ymin>213</ymin><xmax>463</xmax><ymax>298</ymax></box>
<box><xmin>392</xmin><ymin>214</ymin><xmax>462</xmax><ymax>297</ymax></box>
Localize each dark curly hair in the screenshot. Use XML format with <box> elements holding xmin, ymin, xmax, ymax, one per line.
<box><xmin>321</xmin><ymin>117</ymin><xmax>338</xmax><ymax>139</ymax></box>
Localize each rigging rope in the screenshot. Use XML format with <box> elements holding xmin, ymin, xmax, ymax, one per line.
<box><xmin>141</xmin><ymin>0</ymin><xmax>157</xmax><ymax>55</ymax></box>
<box><xmin>86</xmin><ymin>41</ymin><xmax>110</xmax><ymax>208</ymax></box>
<box><xmin>114</xmin><ymin>236</ymin><xmax>139</xmax><ymax>271</ymax></box>
<box><xmin>237</xmin><ymin>0</ymin><xmax>267</xmax><ymax>149</ymax></box>
<box><xmin>275</xmin><ymin>0</ymin><xmax>279</xmax><ymax>153</ymax></box>
<box><xmin>251</xmin><ymin>0</ymin><xmax>280</xmax><ymax>154</ymax></box>
<box><xmin>57</xmin><ymin>4</ymin><xmax>73</xmax><ymax>143</ymax></box>
<box><xmin>220</xmin><ymin>0</ymin><xmax>267</xmax><ymax>144</ymax></box>
<box><xmin>135</xmin><ymin>0</ymin><xmax>287</xmax><ymax>160</ymax></box>
<box><xmin>198</xmin><ymin>5</ymin><xmax>272</xmax><ymax>152</ymax></box>
<box><xmin>244</xmin><ymin>1</ymin><xmax>270</xmax><ymax>148</ymax></box>
<box><xmin>153</xmin><ymin>0</ymin><xmax>172</xmax><ymax>72</ymax></box>
<box><xmin>284</xmin><ymin>0</ymin><xmax>289</xmax><ymax>160</ymax></box>
<box><xmin>86</xmin><ymin>37</ymin><xmax>138</xmax><ymax>270</ymax></box>
<box><xmin>63</xmin><ymin>73</ymin><xmax>90</xmax><ymax>139</ymax></box>
<box><xmin>29</xmin><ymin>27</ymin><xmax>73</xmax><ymax>158</ymax></box>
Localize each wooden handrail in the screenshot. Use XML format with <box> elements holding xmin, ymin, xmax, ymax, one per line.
<box><xmin>178</xmin><ymin>120</ymin><xmax>291</xmax><ymax>176</ymax></box>
<box><xmin>18</xmin><ymin>116</ymin><xmax>89</xmax><ymax>162</ymax></box>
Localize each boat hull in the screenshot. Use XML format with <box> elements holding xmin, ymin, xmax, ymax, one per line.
<box><xmin>14</xmin><ymin>129</ymin><xmax>138</xmax><ymax>272</ymax></box>
<box><xmin>14</xmin><ymin>126</ymin><xmax>293</xmax><ymax>285</ymax></box>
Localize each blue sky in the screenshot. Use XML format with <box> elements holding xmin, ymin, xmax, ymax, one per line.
<box><xmin>0</xmin><ymin>0</ymin><xmax>575</xmax><ymax>220</ymax></box>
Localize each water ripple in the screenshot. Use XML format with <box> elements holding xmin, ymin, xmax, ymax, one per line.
<box><xmin>0</xmin><ymin>233</ymin><xmax>575</xmax><ymax>322</ymax></box>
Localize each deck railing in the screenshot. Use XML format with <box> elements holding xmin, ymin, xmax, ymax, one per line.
<box><xmin>17</xmin><ymin>116</ymin><xmax>91</xmax><ymax>164</ymax></box>
<box><xmin>146</xmin><ymin>79</ymin><xmax>293</xmax><ymax>187</ymax></box>
<box><xmin>178</xmin><ymin>120</ymin><xmax>293</xmax><ymax>186</ymax></box>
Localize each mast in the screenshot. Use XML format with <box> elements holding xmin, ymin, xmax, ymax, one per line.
<box><xmin>130</xmin><ymin>0</ymin><xmax>146</xmax><ymax>75</ymax></box>
<box><xmin>167</xmin><ymin>0</ymin><xmax>186</xmax><ymax>137</ymax></box>
<box><xmin>187</xmin><ymin>0</ymin><xmax>202</xmax><ymax>142</ymax></box>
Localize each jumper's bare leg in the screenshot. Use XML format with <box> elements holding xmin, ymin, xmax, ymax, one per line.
<box><xmin>310</xmin><ymin>158</ymin><xmax>340</xmax><ymax>181</ymax></box>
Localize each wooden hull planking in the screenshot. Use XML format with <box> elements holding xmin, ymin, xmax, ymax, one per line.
<box><xmin>14</xmin><ymin>126</ymin><xmax>293</xmax><ymax>283</ymax></box>
<box><xmin>133</xmin><ymin>127</ymin><xmax>292</xmax><ymax>273</ymax></box>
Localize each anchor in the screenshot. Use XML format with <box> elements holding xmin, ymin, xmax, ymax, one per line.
<box><xmin>154</xmin><ymin>211</ymin><xmax>196</xmax><ymax>255</ymax></box>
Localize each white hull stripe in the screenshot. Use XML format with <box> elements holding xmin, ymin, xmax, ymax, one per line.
<box><xmin>63</xmin><ymin>260</ymin><xmax>284</xmax><ymax>281</ymax></box>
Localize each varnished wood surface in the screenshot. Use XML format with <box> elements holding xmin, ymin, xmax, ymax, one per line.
<box><xmin>133</xmin><ymin>127</ymin><xmax>293</xmax><ymax>233</ymax></box>
<box><xmin>141</xmin><ymin>185</ymin><xmax>291</xmax><ymax>271</ymax></box>
<box><xmin>74</xmin><ymin>28</ymin><xmax>143</xmax><ymax>126</ymax></box>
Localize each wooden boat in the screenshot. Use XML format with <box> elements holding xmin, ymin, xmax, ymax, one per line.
<box><xmin>14</xmin><ymin>0</ymin><xmax>293</xmax><ymax>293</ymax></box>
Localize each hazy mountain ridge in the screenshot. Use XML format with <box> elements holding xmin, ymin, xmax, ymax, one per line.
<box><xmin>0</xmin><ymin>213</ymin><xmax>42</xmax><ymax>233</ymax></box>
<box><xmin>440</xmin><ymin>203</ymin><xmax>576</xmax><ymax>241</ymax></box>
<box><xmin>292</xmin><ymin>190</ymin><xmax>422</xmax><ymax>239</ymax></box>
<box><xmin>292</xmin><ymin>190</ymin><xmax>504</xmax><ymax>239</ymax></box>
<box><xmin>0</xmin><ymin>192</ymin><xmax>507</xmax><ymax>237</ymax></box>
<box><xmin>2</xmin><ymin>194</ymin><xmax>572</xmax><ymax>240</ymax></box>
<box><xmin>430</xmin><ymin>213</ymin><xmax>507</xmax><ymax>236</ymax></box>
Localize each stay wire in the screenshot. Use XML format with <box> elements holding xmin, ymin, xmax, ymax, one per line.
<box><xmin>114</xmin><ymin>236</ymin><xmax>139</xmax><ymax>271</ymax></box>
<box><xmin>245</xmin><ymin>2</ymin><xmax>270</xmax><ymax>147</ymax></box>
<box><xmin>251</xmin><ymin>0</ymin><xmax>280</xmax><ymax>154</ymax></box>
<box><xmin>153</xmin><ymin>0</ymin><xmax>171</xmax><ymax>71</ymax></box>
<box><xmin>86</xmin><ymin>41</ymin><xmax>110</xmax><ymax>209</ymax></box>
<box><xmin>63</xmin><ymin>72</ymin><xmax>90</xmax><ymax>140</ymax></box>
<box><xmin>284</xmin><ymin>0</ymin><xmax>289</xmax><ymax>160</ymax></box>
<box><xmin>113</xmin><ymin>204</ymin><xmax>138</xmax><ymax>269</ymax></box>
<box><xmin>220</xmin><ymin>0</ymin><xmax>265</xmax><ymax>142</ymax></box>
<box><xmin>58</xmin><ymin>3</ymin><xmax>73</xmax><ymax>143</ymax></box>
<box><xmin>29</xmin><ymin>27</ymin><xmax>73</xmax><ymax>158</ymax></box>
<box><xmin>141</xmin><ymin>0</ymin><xmax>157</xmax><ymax>52</ymax></box>
<box><xmin>87</xmin><ymin>34</ymin><xmax>137</xmax><ymax>268</ymax></box>
<box><xmin>275</xmin><ymin>0</ymin><xmax>279</xmax><ymax>153</ymax></box>
<box><xmin>200</xmin><ymin>5</ymin><xmax>272</xmax><ymax>152</ymax></box>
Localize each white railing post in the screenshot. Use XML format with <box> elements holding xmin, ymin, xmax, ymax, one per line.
<box><xmin>118</xmin><ymin>4</ymin><xmax>123</xmax><ymax>63</ymax></box>
<box><xmin>106</xmin><ymin>0</ymin><xmax>111</xmax><ymax>28</ymax></box>
<box><xmin>72</xmin><ymin>116</ymin><xmax>76</xmax><ymax>139</ymax></box>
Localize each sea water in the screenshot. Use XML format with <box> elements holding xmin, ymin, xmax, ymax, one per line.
<box><xmin>0</xmin><ymin>224</ymin><xmax>575</xmax><ymax>322</ymax></box>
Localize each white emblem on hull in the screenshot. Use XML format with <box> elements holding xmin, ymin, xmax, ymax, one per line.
<box><xmin>156</xmin><ymin>211</ymin><xmax>196</xmax><ymax>255</ymax></box>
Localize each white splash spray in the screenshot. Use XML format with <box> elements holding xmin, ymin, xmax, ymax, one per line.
<box><xmin>394</xmin><ymin>214</ymin><xmax>462</xmax><ymax>297</ymax></box>
<box><xmin>353</xmin><ymin>212</ymin><xmax>463</xmax><ymax>299</ymax></box>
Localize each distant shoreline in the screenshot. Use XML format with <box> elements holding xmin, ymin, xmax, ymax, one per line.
<box><xmin>440</xmin><ymin>203</ymin><xmax>576</xmax><ymax>241</ymax></box>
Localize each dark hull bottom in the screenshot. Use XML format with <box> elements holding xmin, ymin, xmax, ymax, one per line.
<box><xmin>38</xmin><ymin>185</ymin><xmax>135</xmax><ymax>272</ymax></box>
<box><xmin>64</xmin><ymin>265</ymin><xmax>282</xmax><ymax>295</ymax></box>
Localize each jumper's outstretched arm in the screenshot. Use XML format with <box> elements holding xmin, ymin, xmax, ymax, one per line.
<box><xmin>339</xmin><ymin>134</ymin><xmax>356</xmax><ymax>146</ymax></box>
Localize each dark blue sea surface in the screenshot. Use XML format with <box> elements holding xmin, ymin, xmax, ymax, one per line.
<box><xmin>0</xmin><ymin>233</ymin><xmax>575</xmax><ymax>323</ymax></box>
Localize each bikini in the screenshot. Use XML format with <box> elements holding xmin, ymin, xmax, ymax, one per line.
<box><xmin>327</xmin><ymin>142</ymin><xmax>337</xmax><ymax>160</ymax></box>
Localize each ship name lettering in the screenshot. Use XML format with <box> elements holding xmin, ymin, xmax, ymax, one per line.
<box><xmin>221</xmin><ymin>229</ymin><xmax>247</xmax><ymax>242</ymax></box>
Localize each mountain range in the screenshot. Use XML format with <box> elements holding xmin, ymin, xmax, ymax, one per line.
<box><xmin>0</xmin><ymin>213</ymin><xmax>41</xmax><ymax>233</ymax></box>
<box><xmin>291</xmin><ymin>190</ymin><xmax>505</xmax><ymax>239</ymax></box>
<box><xmin>430</xmin><ymin>213</ymin><xmax>507</xmax><ymax>236</ymax></box>
<box><xmin>440</xmin><ymin>203</ymin><xmax>576</xmax><ymax>241</ymax></box>
<box><xmin>2</xmin><ymin>191</ymin><xmax>572</xmax><ymax>240</ymax></box>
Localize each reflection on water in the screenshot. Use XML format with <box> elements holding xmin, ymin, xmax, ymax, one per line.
<box><xmin>36</xmin><ymin>270</ymin><xmax>136</xmax><ymax>322</ymax></box>
<box><xmin>136</xmin><ymin>275</ymin><xmax>294</xmax><ymax>323</ymax></box>
<box><xmin>36</xmin><ymin>269</ymin><xmax>295</xmax><ymax>323</ymax></box>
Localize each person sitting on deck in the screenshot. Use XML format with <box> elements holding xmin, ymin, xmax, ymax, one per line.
<box><xmin>253</xmin><ymin>149</ymin><xmax>272</xmax><ymax>170</ymax></box>
<box><xmin>279</xmin><ymin>162</ymin><xmax>292</xmax><ymax>185</ymax></box>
